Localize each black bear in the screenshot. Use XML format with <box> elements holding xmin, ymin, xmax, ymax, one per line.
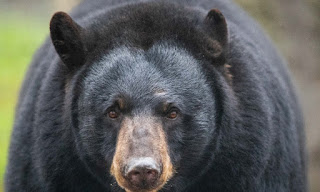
<box><xmin>5</xmin><ymin>0</ymin><xmax>307</xmax><ymax>191</ymax></box>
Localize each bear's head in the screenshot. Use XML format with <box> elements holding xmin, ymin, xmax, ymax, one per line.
<box><xmin>50</xmin><ymin>2</ymin><xmax>229</xmax><ymax>192</ymax></box>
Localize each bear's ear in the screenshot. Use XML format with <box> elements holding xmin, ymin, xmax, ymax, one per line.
<box><xmin>203</xmin><ymin>9</ymin><xmax>228</xmax><ymax>62</ymax></box>
<box><xmin>50</xmin><ymin>12</ymin><xmax>86</xmax><ymax>71</ymax></box>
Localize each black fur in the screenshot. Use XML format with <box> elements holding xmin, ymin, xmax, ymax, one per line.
<box><xmin>50</xmin><ymin>12</ymin><xmax>86</xmax><ymax>71</ymax></box>
<box><xmin>5</xmin><ymin>0</ymin><xmax>307</xmax><ymax>192</ymax></box>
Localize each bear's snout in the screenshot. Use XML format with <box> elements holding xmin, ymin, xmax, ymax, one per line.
<box><xmin>111</xmin><ymin>116</ymin><xmax>173</xmax><ymax>192</ymax></box>
<box><xmin>125</xmin><ymin>157</ymin><xmax>161</xmax><ymax>189</ymax></box>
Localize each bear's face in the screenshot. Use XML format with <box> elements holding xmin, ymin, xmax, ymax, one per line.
<box><xmin>50</xmin><ymin>5</ymin><xmax>228</xmax><ymax>191</ymax></box>
<box><xmin>75</xmin><ymin>44</ymin><xmax>216</xmax><ymax>192</ymax></box>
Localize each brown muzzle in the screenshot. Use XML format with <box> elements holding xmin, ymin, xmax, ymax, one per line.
<box><xmin>110</xmin><ymin>116</ymin><xmax>173</xmax><ymax>192</ymax></box>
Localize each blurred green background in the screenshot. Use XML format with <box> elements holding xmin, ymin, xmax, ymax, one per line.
<box><xmin>0</xmin><ymin>0</ymin><xmax>319</xmax><ymax>191</ymax></box>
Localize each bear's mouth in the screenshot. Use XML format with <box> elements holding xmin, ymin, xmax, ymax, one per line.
<box><xmin>110</xmin><ymin>117</ymin><xmax>174</xmax><ymax>192</ymax></box>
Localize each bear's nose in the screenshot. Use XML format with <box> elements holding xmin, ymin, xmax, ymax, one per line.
<box><xmin>125</xmin><ymin>157</ymin><xmax>161</xmax><ymax>189</ymax></box>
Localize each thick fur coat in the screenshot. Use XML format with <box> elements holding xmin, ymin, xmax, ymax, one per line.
<box><xmin>5</xmin><ymin>0</ymin><xmax>307</xmax><ymax>191</ymax></box>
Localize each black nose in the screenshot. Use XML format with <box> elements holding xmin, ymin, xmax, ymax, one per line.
<box><xmin>125</xmin><ymin>158</ymin><xmax>160</xmax><ymax>189</ymax></box>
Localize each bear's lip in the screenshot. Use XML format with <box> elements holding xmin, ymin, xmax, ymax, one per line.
<box><xmin>124</xmin><ymin>189</ymin><xmax>158</xmax><ymax>192</ymax></box>
<box><xmin>124</xmin><ymin>182</ymin><xmax>160</xmax><ymax>192</ymax></box>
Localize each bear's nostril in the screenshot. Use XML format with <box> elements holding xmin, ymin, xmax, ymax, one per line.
<box><xmin>147</xmin><ymin>169</ymin><xmax>156</xmax><ymax>175</ymax></box>
<box><xmin>128</xmin><ymin>169</ymin><xmax>143</xmax><ymax>187</ymax></box>
<box><xmin>145</xmin><ymin>169</ymin><xmax>159</xmax><ymax>183</ymax></box>
<box><xmin>132</xmin><ymin>171</ymin><xmax>140</xmax><ymax>176</ymax></box>
<box><xmin>125</xmin><ymin>157</ymin><xmax>161</xmax><ymax>189</ymax></box>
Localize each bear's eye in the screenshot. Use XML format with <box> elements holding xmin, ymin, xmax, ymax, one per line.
<box><xmin>107</xmin><ymin>109</ymin><xmax>119</xmax><ymax>119</ymax></box>
<box><xmin>167</xmin><ymin>108</ymin><xmax>179</xmax><ymax>119</ymax></box>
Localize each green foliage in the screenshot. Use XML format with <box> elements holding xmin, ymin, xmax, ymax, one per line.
<box><xmin>0</xmin><ymin>12</ymin><xmax>48</xmax><ymax>191</ymax></box>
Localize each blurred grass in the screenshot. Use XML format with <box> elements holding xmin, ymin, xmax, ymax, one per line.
<box><xmin>0</xmin><ymin>12</ymin><xmax>48</xmax><ymax>191</ymax></box>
